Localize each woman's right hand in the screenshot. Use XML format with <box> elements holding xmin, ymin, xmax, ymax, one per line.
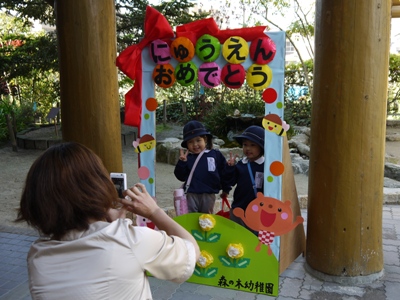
<box><xmin>119</xmin><ymin>183</ymin><xmax>160</xmax><ymax>219</ymax></box>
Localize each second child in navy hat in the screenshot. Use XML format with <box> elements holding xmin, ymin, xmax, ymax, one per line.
<box><xmin>226</xmin><ymin>125</ymin><xmax>265</xmax><ymax>234</ymax></box>
<box><xmin>174</xmin><ymin>121</ymin><xmax>232</xmax><ymax>214</ymax></box>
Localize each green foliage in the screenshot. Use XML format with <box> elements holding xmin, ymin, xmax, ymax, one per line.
<box><xmin>0</xmin><ymin>98</ymin><xmax>12</xmax><ymax>141</ymax></box>
<box><xmin>0</xmin><ymin>95</ymin><xmax>38</xmax><ymax>143</ymax></box>
<box><xmin>0</xmin><ymin>32</ymin><xmax>58</xmax><ymax>81</ymax></box>
<box><xmin>110</xmin><ymin>0</ymin><xmax>210</xmax><ymax>52</ymax></box>
<box><xmin>0</xmin><ymin>0</ymin><xmax>55</xmax><ymax>27</ymax></box>
<box><xmin>156</xmin><ymin>83</ymin><xmax>266</xmax><ymax>137</ymax></box>
<box><xmin>283</xmin><ymin>97</ymin><xmax>312</xmax><ymax>127</ymax></box>
<box><xmin>283</xmin><ymin>59</ymin><xmax>313</xmax><ymax>127</ymax></box>
<box><xmin>388</xmin><ymin>54</ymin><xmax>400</xmax><ymax>115</ymax></box>
<box><xmin>0</xmin><ymin>11</ymin><xmax>59</xmax><ymax>143</ymax></box>
<box><xmin>285</xmin><ymin>59</ymin><xmax>313</xmax><ymax>86</ymax></box>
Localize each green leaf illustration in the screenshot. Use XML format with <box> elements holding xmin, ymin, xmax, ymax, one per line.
<box><xmin>219</xmin><ymin>256</ymin><xmax>233</xmax><ymax>267</ymax></box>
<box><xmin>206</xmin><ymin>232</ymin><xmax>221</xmax><ymax>243</ymax></box>
<box><xmin>191</xmin><ymin>230</ymin><xmax>205</xmax><ymax>241</ymax></box>
<box><xmin>193</xmin><ymin>266</ymin><xmax>218</xmax><ymax>278</ymax></box>
<box><xmin>205</xmin><ymin>268</ymin><xmax>218</xmax><ymax>278</ymax></box>
<box><xmin>236</xmin><ymin>258</ymin><xmax>251</xmax><ymax>268</ymax></box>
<box><xmin>218</xmin><ymin>256</ymin><xmax>251</xmax><ymax>268</ymax></box>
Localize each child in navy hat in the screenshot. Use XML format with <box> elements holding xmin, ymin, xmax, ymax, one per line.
<box><xmin>174</xmin><ymin>120</ymin><xmax>231</xmax><ymax>213</ymax></box>
<box><xmin>226</xmin><ymin>125</ymin><xmax>265</xmax><ymax>233</ymax></box>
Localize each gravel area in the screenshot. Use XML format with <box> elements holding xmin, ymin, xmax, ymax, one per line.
<box><xmin>2</xmin><ymin>123</ymin><xmax>400</xmax><ymax>230</ymax></box>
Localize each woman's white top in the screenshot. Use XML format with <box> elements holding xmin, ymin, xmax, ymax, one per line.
<box><xmin>27</xmin><ymin>218</ymin><xmax>196</xmax><ymax>300</ymax></box>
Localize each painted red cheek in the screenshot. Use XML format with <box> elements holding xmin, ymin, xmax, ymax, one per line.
<box><xmin>260</xmin><ymin>210</ymin><xmax>276</xmax><ymax>227</ymax></box>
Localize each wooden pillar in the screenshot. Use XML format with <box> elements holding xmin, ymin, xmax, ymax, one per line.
<box><xmin>393</xmin><ymin>0</ymin><xmax>400</xmax><ymax>18</ymax></box>
<box><xmin>306</xmin><ymin>0</ymin><xmax>391</xmax><ymax>279</ymax></box>
<box><xmin>54</xmin><ymin>0</ymin><xmax>122</xmax><ymax>172</ymax></box>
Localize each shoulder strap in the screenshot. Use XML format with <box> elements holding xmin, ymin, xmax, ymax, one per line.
<box><xmin>185</xmin><ymin>150</ymin><xmax>205</xmax><ymax>193</ymax></box>
<box><xmin>247</xmin><ymin>162</ymin><xmax>258</xmax><ymax>197</ymax></box>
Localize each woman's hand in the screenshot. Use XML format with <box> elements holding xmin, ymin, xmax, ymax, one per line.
<box><xmin>119</xmin><ymin>183</ymin><xmax>159</xmax><ymax>219</ymax></box>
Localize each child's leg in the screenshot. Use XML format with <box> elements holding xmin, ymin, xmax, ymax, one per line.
<box><xmin>186</xmin><ymin>193</ymin><xmax>216</xmax><ymax>213</ymax></box>
<box><xmin>197</xmin><ymin>193</ymin><xmax>216</xmax><ymax>214</ymax></box>
<box><xmin>186</xmin><ymin>193</ymin><xmax>199</xmax><ymax>213</ymax></box>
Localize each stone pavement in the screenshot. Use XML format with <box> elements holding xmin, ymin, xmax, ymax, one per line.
<box><xmin>1</xmin><ymin>205</ymin><xmax>399</xmax><ymax>300</ymax></box>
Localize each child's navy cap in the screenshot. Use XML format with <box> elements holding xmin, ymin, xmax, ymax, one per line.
<box><xmin>234</xmin><ymin>125</ymin><xmax>265</xmax><ymax>150</ymax></box>
<box><xmin>181</xmin><ymin>121</ymin><xmax>213</xmax><ymax>148</ymax></box>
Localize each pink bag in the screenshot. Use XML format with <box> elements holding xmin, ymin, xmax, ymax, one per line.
<box><xmin>173</xmin><ymin>150</ymin><xmax>204</xmax><ymax>216</ymax></box>
<box><xmin>174</xmin><ymin>188</ymin><xmax>188</xmax><ymax>216</ymax></box>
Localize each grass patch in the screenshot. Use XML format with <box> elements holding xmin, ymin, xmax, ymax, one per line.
<box><xmin>156</xmin><ymin>124</ymin><xmax>172</xmax><ymax>133</ymax></box>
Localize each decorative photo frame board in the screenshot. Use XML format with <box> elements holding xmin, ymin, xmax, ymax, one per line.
<box><xmin>117</xmin><ymin>6</ymin><xmax>306</xmax><ymax>296</ymax></box>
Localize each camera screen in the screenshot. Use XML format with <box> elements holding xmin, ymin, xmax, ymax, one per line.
<box><xmin>111</xmin><ymin>177</ymin><xmax>125</xmax><ymax>198</ymax></box>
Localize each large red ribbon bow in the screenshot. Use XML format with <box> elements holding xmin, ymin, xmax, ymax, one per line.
<box><xmin>116</xmin><ymin>6</ymin><xmax>268</xmax><ymax>127</ymax></box>
<box><xmin>116</xmin><ymin>6</ymin><xmax>174</xmax><ymax>127</ymax></box>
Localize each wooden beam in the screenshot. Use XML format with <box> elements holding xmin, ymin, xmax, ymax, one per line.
<box><xmin>393</xmin><ymin>6</ymin><xmax>400</xmax><ymax>18</ymax></box>
<box><xmin>392</xmin><ymin>0</ymin><xmax>400</xmax><ymax>6</ymax></box>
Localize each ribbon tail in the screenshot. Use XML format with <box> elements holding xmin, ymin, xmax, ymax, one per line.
<box><xmin>124</xmin><ymin>79</ymin><xmax>142</xmax><ymax>129</ymax></box>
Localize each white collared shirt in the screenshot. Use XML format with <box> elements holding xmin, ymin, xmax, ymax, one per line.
<box><xmin>28</xmin><ymin>219</ymin><xmax>196</xmax><ymax>300</ymax></box>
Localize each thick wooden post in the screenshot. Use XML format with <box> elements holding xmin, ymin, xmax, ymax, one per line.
<box><xmin>306</xmin><ymin>0</ymin><xmax>391</xmax><ymax>280</ymax></box>
<box><xmin>54</xmin><ymin>0</ymin><xmax>122</xmax><ymax>172</ymax></box>
<box><xmin>393</xmin><ymin>0</ymin><xmax>400</xmax><ymax>18</ymax></box>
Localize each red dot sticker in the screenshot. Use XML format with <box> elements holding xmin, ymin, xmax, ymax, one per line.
<box><xmin>138</xmin><ymin>166</ymin><xmax>150</xmax><ymax>180</ymax></box>
<box><xmin>146</xmin><ymin>98</ymin><xmax>158</xmax><ymax>111</ymax></box>
<box><xmin>270</xmin><ymin>161</ymin><xmax>284</xmax><ymax>176</ymax></box>
<box><xmin>263</xmin><ymin>88</ymin><xmax>278</xmax><ymax>104</ymax></box>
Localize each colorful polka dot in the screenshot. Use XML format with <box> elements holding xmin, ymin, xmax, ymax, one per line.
<box><xmin>262</xmin><ymin>88</ymin><xmax>277</xmax><ymax>104</ymax></box>
<box><xmin>146</xmin><ymin>98</ymin><xmax>158</xmax><ymax>111</ymax></box>
<box><xmin>270</xmin><ymin>161</ymin><xmax>284</xmax><ymax>176</ymax></box>
<box><xmin>138</xmin><ymin>166</ymin><xmax>150</xmax><ymax>180</ymax></box>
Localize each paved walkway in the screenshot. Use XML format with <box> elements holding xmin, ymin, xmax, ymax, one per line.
<box><xmin>1</xmin><ymin>206</ymin><xmax>399</xmax><ymax>300</ymax></box>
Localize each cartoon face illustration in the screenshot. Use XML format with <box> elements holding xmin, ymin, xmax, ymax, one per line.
<box><xmin>136</xmin><ymin>215</ymin><xmax>156</xmax><ymax>230</ymax></box>
<box><xmin>133</xmin><ymin>134</ymin><xmax>156</xmax><ymax>153</ymax></box>
<box><xmin>262</xmin><ymin>113</ymin><xmax>288</xmax><ymax>136</ymax></box>
<box><xmin>233</xmin><ymin>192</ymin><xmax>303</xmax><ymax>254</ymax></box>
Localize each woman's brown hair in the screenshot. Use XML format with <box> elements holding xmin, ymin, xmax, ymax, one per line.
<box><xmin>16</xmin><ymin>142</ymin><xmax>118</xmax><ymax>239</ymax></box>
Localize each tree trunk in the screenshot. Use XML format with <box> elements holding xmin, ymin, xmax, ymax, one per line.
<box><xmin>306</xmin><ymin>0</ymin><xmax>390</xmax><ymax>279</ymax></box>
<box><xmin>6</xmin><ymin>114</ymin><xmax>17</xmax><ymax>152</ymax></box>
<box><xmin>54</xmin><ymin>0</ymin><xmax>122</xmax><ymax>172</ymax></box>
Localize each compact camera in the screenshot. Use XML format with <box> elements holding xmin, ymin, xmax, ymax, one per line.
<box><xmin>110</xmin><ymin>173</ymin><xmax>127</xmax><ymax>198</ymax></box>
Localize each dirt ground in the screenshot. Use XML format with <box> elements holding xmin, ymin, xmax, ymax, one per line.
<box><xmin>1</xmin><ymin>125</ymin><xmax>400</xmax><ymax>230</ymax></box>
<box><xmin>0</xmin><ymin>124</ymin><xmax>184</xmax><ymax>229</ymax></box>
